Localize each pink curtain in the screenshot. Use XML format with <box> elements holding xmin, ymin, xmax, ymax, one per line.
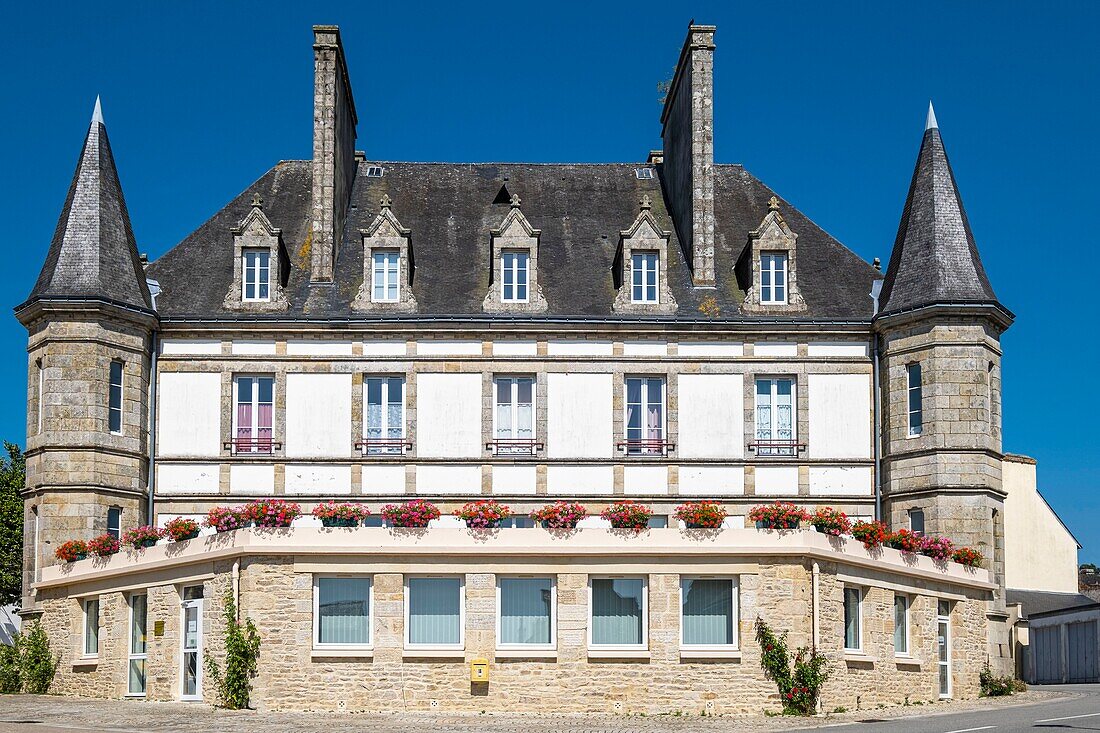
<box><xmin>258</xmin><ymin>403</ymin><xmax>273</xmax><ymax>445</ymax></box>
<box><xmin>236</xmin><ymin>403</ymin><xmax>252</xmax><ymax>443</ymax></box>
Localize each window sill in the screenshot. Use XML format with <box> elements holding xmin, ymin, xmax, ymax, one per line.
<box><xmin>495</xmin><ymin>648</ymin><xmax>557</xmax><ymax>659</ymax></box>
<box><xmin>311</xmin><ymin>647</ymin><xmax>374</xmax><ymax>659</ymax></box>
<box><xmin>843</xmin><ymin>652</ymin><xmax>877</xmax><ymax>664</ymax></box>
<box><xmin>402</xmin><ymin>647</ymin><xmax>465</xmax><ymax>660</ymax></box>
<box><xmin>123</xmin><ymin>693</ymin><xmax>147</xmax><ymax>699</ymax></box>
<box><xmin>679</xmin><ymin>649</ymin><xmax>742</xmax><ymax>661</ymax></box>
<box><xmin>895</xmin><ymin>655</ymin><xmax>922</xmax><ymax>667</ymax></box>
<box><xmin>587</xmin><ymin>648</ymin><xmax>650</xmax><ymax>660</ymax></box>
<box><xmin>72</xmin><ymin>657</ymin><xmax>98</xmax><ymax>668</ymax></box>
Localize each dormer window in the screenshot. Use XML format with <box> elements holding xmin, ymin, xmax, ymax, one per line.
<box><xmin>243</xmin><ymin>249</ymin><xmax>271</xmax><ymax>302</ymax></box>
<box><xmin>760</xmin><ymin>253</ymin><xmax>787</xmax><ymax>305</ymax></box>
<box><xmin>502</xmin><ymin>251</ymin><xmax>529</xmax><ymax>303</ymax></box>
<box><xmin>372</xmin><ymin>250</ymin><xmax>400</xmax><ymax>303</ymax></box>
<box><xmin>631</xmin><ymin>252</ymin><xmax>659</xmax><ymax>304</ymax></box>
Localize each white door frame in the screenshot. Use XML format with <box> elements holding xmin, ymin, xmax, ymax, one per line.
<box><xmin>180</xmin><ymin>594</ymin><xmax>204</xmax><ymax>701</ymax></box>
<box><xmin>937</xmin><ymin>610</ymin><xmax>952</xmax><ymax>699</ymax></box>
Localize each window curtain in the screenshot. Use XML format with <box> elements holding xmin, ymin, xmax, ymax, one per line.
<box><xmin>646</xmin><ymin>378</ymin><xmax>663</xmax><ymax>442</ymax></box>
<box><xmin>386</xmin><ymin>378</ymin><xmax>403</xmax><ymax>440</ymax></box>
<box><xmin>755</xmin><ymin>380</ymin><xmax>772</xmax><ymax>442</ymax></box>
<box><xmin>318</xmin><ymin>578</ymin><xmax>371</xmax><ymax>645</ymax></box>
<box><xmin>84</xmin><ymin>600</ymin><xmax>99</xmax><ymax>655</ymax></box>
<box><xmin>591</xmin><ymin>579</ymin><xmax>643</xmax><ymax>646</ymax></box>
<box><xmin>682</xmin><ymin>579</ymin><xmax>733</xmax><ymax>646</ymax></box>
<box><xmin>500</xmin><ymin>578</ymin><xmax>552</xmax><ymax>645</ymax></box>
<box><xmin>516</xmin><ymin>379</ymin><xmax>533</xmax><ymax>440</ymax></box>
<box><xmin>496</xmin><ymin>379</ymin><xmax>512</xmax><ymax>438</ymax></box>
<box><xmin>626</xmin><ymin>379</ymin><xmax>642</xmax><ymax>442</ymax></box>
<box><xmin>844</xmin><ymin>588</ymin><xmax>860</xmax><ymax>649</ymax></box>
<box><xmin>257</xmin><ymin>378</ymin><xmax>273</xmax><ymax>444</ymax></box>
<box><xmin>408</xmin><ymin>578</ymin><xmax>461</xmax><ymax>645</ymax></box>
<box><xmin>366</xmin><ymin>379</ymin><xmax>383</xmax><ymax>440</ymax></box>
<box><xmin>776</xmin><ymin>380</ymin><xmax>793</xmax><ymax>443</ymax></box>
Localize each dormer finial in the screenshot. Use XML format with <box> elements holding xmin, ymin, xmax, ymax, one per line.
<box><xmin>250</xmin><ymin>193</ymin><xmax>263</xmax><ymax>209</ymax></box>
<box><xmin>768</xmin><ymin>196</ymin><xmax>781</xmax><ymax>211</ymax></box>
<box><xmin>640</xmin><ymin>194</ymin><xmax>652</xmax><ymax>211</ymax></box>
<box><xmin>509</xmin><ymin>194</ymin><xmax>522</xmax><ymax>208</ymax></box>
<box><xmin>380</xmin><ymin>194</ymin><xmax>392</xmax><ymax>209</ymax></box>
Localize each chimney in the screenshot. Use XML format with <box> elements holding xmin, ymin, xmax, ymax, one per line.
<box><xmin>310</xmin><ymin>25</ymin><xmax>358</xmax><ymax>283</ymax></box>
<box><xmin>660</xmin><ymin>23</ymin><xmax>716</xmax><ymax>287</ymax></box>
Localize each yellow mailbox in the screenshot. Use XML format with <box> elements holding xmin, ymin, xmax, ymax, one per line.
<box><xmin>470</xmin><ymin>658</ymin><xmax>490</xmax><ymax>683</ymax></box>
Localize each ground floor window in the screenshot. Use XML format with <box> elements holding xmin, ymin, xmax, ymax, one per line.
<box><xmin>497</xmin><ymin>577</ymin><xmax>555</xmax><ymax>649</ymax></box>
<box><xmin>314</xmin><ymin>577</ymin><xmax>372</xmax><ymax>647</ymax></box>
<box><xmin>590</xmin><ymin>577</ymin><xmax>646</xmax><ymax>649</ymax></box>
<box><xmin>82</xmin><ymin>598</ymin><xmax>99</xmax><ymax>657</ymax></box>
<box><xmin>894</xmin><ymin>593</ymin><xmax>909</xmax><ymax>655</ymax></box>
<box><xmin>406</xmin><ymin>577</ymin><xmax>463</xmax><ymax>649</ymax></box>
<box><xmin>681</xmin><ymin>577</ymin><xmax>738</xmax><ymax>649</ymax></box>
<box><xmin>843</xmin><ymin>587</ymin><xmax>862</xmax><ymax>651</ymax></box>
<box><xmin>128</xmin><ymin>594</ymin><xmax>147</xmax><ymax>695</ymax></box>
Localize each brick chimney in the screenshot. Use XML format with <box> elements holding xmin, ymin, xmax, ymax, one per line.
<box><xmin>310</xmin><ymin>25</ymin><xmax>358</xmax><ymax>283</ymax></box>
<box><xmin>660</xmin><ymin>23</ymin><xmax>716</xmax><ymax>287</ymax></box>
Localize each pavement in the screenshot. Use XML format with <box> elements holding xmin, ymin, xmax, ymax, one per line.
<box><xmin>0</xmin><ymin>686</ymin><xmax>1096</xmax><ymax>733</ymax></box>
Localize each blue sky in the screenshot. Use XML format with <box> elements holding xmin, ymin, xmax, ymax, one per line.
<box><xmin>2</xmin><ymin>2</ymin><xmax>1098</xmax><ymax>559</ymax></box>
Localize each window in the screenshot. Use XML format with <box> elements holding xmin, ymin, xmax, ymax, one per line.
<box><xmin>938</xmin><ymin>600</ymin><xmax>951</xmax><ymax>698</ymax></box>
<box><xmin>908</xmin><ymin>508</ymin><xmax>925</xmax><ymax>535</ymax></box>
<box><xmin>681</xmin><ymin>577</ymin><xmax>738</xmax><ymax>649</ymax></box>
<box><xmin>498</xmin><ymin>516</ymin><xmax>536</xmax><ymax>528</ymax></box>
<box><xmin>128</xmin><ymin>594</ymin><xmax>147</xmax><ymax>695</ymax></box>
<box><xmin>364</xmin><ymin>376</ymin><xmax>405</xmax><ymax>454</ymax></box>
<box><xmin>314</xmin><ymin>577</ymin><xmax>372</xmax><ymax>648</ymax></box>
<box><xmin>242</xmin><ymin>249</ymin><xmax>270</xmax><ymax>302</ymax></box>
<box><xmin>635</xmin><ymin>167</ymin><xmax>655</xmax><ymax>179</ymax></box>
<box><xmin>843</xmin><ymin>587</ymin><xmax>862</xmax><ymax>651</ymax></box>
<box><xmin>631</xmin><ymin>252</ymin><xmax>659</xmax><ymax>304</ymax></box>
<box><xmin>405</xmin><ymin>577</ymin><xmax>463</xmax><ymax>649</ymax></box>
<box><xmin>497</xmin><ymin>577</ymin><xmax>555</xmax><ymax>649</ymax></box>
<box><xmin>501</xmin><ymin>251</ymin><xmax>529</xmax><ymax>303</ymax></box>
<box><xmin>83</xmin><ymin>598</ymin><xmax>100</xmax><ymax>657</ymax></box>
<box><xmin>624</xmin><ymin>377</ymin><xmax>665</xmax><ymax>455</ymax></box>
<box><xmin>894</xmin><ymin>594</ymin><xmax>909</xmax><ymax>655</ymax></box>
<box><xmin>590</xmin><ymin>577</ymin><xmax>646</xmax><ymax>649</ymax></box>
<box><xmin>371</xmin><ymin>250</ymin><xmax>400</xmax><ymax>302</ymax></box>
<box><xmin>234</xmin><ymin>376</ymin><xmax>274</xmax><ymax>453</ymax></box>
<box><xmin>760</xmin><ymin>253</ymin><xmax>788</xmax><ymax>304</ymax></box>
<box><xmin>365</xmin><ymin>166</ymin><xmax>385</xmax><ymax>178</ymax></box>
<box><xmin>647</xmin><ymin>515</ymin><xmax>668</xmax><ymax>529</ymax></box>
<box><xmin>755</xmin><ymin>378</ymin><xmax>795</xmax><ymax>456</ymax></box>
<box><xmin>108</xmin><ymin>360</ymin><xmax>123</xmax><ymax>433</ymax></box>
<box><xmin>107</xmin><ymin>507</ymin><xmax>122</xmax><ymax>540</ymax></box>
<box><xmin>907</xmin><ymin>362</ymin><xmax>923</xmax><ymax>437</ymax></box>
<box><xmin>493</xmin><ymin>376</ymin><xmax>535</xmax><ymax>454</ymax></box>
<box><xmin>36</xmin><ymin>359</ymin><xmax>43</xmax><ymax>434</ymax></box>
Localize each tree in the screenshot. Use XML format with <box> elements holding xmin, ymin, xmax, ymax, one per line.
<box><xmin>0</xmin><ymin>442</ymin><xmax>25</xmax><ymax>608</ymax></box>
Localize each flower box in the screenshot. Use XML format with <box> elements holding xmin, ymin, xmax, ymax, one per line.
<box><xmin>87</xmin><ymin>533</ymin><xmax>120</xmax><ymax>558</ymax></box>
<box><xmin>55</xmin><ymin>539</ymin><xmax>89</xmax><ymax>563</ymax></box>
<box><xmin>164</xmin><ymin>517</ymin><xmax>200</xmax><ymax>542</ymax></box>
<box><xmin>673</xmin><ymin>501</ymin><xmax>727</xmax><ymax>529</ymax></box>
<box><xmin>205</xmin><ymin>506</ymin><xmax>250</xmax><ymax>533</ymax></box>
<box><xmin>381</xmin><ymin>499</ymin><xmax>440</xmax><ymax>528</ymax></box>
<box><xmin>851</xmin><ymin>520</ymin><xmax>888</xmax><ymax>549</ymax></box>
<box><xmin>952</xmin><ymin>546</ymin><xmax>984</xmax><ymax>568</ymax></box>
<box><xmin>600</xmin><ymin>501</ymin><xmax>652</xmax><ymax>530</ymax></box>
<box><xmin>455</xmin><ymin>500</ymin><xmax>511</xmax><ymax>529</ymax></box>
<box><xmin>529</xmin><ymin>501</ymin><xmax>587</xmax><ymax>529</ymax></box>
<box><xmin>243</xmin><ymin>499</ymin><xmax>301</xmax><ymax>528</ymax></box>
<box><xmin>884</xmin><ymin>528</ymin><xmax>924</xmax><ymax>554</ymax></box>
<box><xmin>312</xmin><ymin>502</ymin><xmax>369</xmax><ymax>528</ymax></box>
<box><xmin>808</xmin><ymin>507</ymin><xmax>851</xmax><ymax>537</ymax></box>
<box><xmin>748</xmin><ymin>502</ymin><xmax>809</xmax><ymax>530</ymax></box>
<box><xmin>122</xmin><ymin>525</ymin><xmax>166</xmax><ymax>550</ymax></box>
<box><xmin>919</xmin><ymin>535</ymin><xmax>954</xmax><ymax>562</ymax></box>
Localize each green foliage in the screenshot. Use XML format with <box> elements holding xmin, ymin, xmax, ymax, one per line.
<box><xmin>0</xmin><ymin>443</ymin><xmax>26</xmax><ymax>607</ymax></box>
<box><xmin>18</xmin><ymin>621</ymin><xmax>58</xmax><ymax>694</ymax></box>
<box><xmin>979</xmin><ymin>663</ymin><xmax>1021</xmax><ymax>697</ymax></box>
<box><xmin>204</xmin><ymin>590</ymin><xmax>260</xmax><ymax>709</ymax></box>
<box><xmin>755</xmin><ymin>617</ymin><xmax>830</xmax><ymax>715</ymax></box>
<box><xmin>0</xmin><ymin>635</ymin><xmax>20</xmax><ymax>693</ymax></box>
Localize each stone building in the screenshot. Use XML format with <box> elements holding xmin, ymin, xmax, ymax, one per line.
<box><xmin>14</xmin><ymin>23</ymin><xmax>1077</xmax><ymax>712</ymax></box>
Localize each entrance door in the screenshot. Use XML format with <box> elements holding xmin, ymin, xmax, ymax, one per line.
<box><xmin>937</xmin><ymin>601</ymin><xmax>951</xmax><ymax>699</ymax></box>
<box><xmin>181</xmin><ymin>586</ymin><xmax>204</xmax><ymax>700</ymax></box>
<box><xmin>1068</xmin><ymin>621</ymin><xmax>1100</xmax><ymax>683</ymax></box>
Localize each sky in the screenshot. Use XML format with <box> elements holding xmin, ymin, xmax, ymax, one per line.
<box><xmin>2</xmin><ymin>1</ymin><xmax>1098</xmax><ymax>559</ymax></box>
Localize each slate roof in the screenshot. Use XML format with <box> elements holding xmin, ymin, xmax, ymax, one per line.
<box><xmin>24</xmin><ymin>102</ymin><xmax>153</xmax><ymax>312</ymax></box>
<box><xmin>146</xmin><ymin>161</ymin><xmax>880</xmax><ymax>322</ymax></box>
<box><xmin>1006</xmin><ymin>589</ymin><xmax>1100</xmax><ymax>619</ymax></box>
<box><xmin>878</xmin><ymin>112</ymin><xmax>1000</xmax><ymax>317</ymax></box>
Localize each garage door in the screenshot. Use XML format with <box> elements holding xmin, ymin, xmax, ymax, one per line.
<box><xmin>1067</xmin><ymin>621</ymin><xmax>1099</xmax><ymax>683</ymax></box>
<box><xmin>1033</xmin><ymin>625</ymin><xmax>1063</xmax><ymax>683</ymax></box>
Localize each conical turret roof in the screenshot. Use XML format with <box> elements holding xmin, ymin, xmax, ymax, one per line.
<box><xmin>878</xmin><ymin>103</ymin><xmax>999</xmax><ymax>317</ymax></box>
<box><xmin>25</xmin><ymin>98</ymin><xmax>153</xmax><ymax>311</ymax></box>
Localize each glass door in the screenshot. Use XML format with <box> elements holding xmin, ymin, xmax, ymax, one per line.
<box><xmin>937</xmin><ymin>601</ymin><xmax>951</xmax><ymax>698</ymax></box>
<box><xmin>181</xmin><ymin>587</ymin><xmax>204</xmax><ymax>700</ymax></box>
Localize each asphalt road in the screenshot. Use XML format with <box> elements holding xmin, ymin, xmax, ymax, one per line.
<box><xmin>815</xmin><ymin>685</ymin><xmax>1100</xmax><ymax>733</ymax></box>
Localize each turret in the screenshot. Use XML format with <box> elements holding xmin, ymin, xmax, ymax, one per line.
<box><xmin>14</xmin><ymin>98</ymin><xmax>157</xmax><ymax>610</ymax></box>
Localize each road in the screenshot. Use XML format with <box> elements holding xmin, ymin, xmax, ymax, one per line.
<box><xmin>814</xmin><ymin>685</ymin><xmax>1100</xmax><ymax>733</ymax></box>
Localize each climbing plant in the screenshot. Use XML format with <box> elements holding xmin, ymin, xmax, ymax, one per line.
<box><xmin>755</xmin><ymin>617</ymin><xmax>829</xmax><ymax>715</ymax></box>
<box><xmin>204</xmin><ymin>590</ymin><xmax>261</xmax><ymax>709</ymax></box>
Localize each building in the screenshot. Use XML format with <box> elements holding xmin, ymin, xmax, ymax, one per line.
<box><xmin>13</xmin><ymin>23</ymin><xmax>1077</xmax><ymax>712</ymax></box>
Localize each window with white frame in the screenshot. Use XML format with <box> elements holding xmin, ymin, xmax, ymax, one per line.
<box><xmin>681</xmin><ymin>577</ymin><xmax>738</xmax><ymax>650</ymax></box>
<box><xmin>242</xmin><ymin>249</ymin><xmax>271</xmax><ymax>302</ymax></box>
<box><xmin>589</xmin><ymin>577</ymin><xmax>647</xmax><ymax>649</ymax></box>
<box><xmin>624</xmin><ymin>376</ymin><xmax>665</xmax><ymax>455</ymax></box>
<box><xmin>107</xmin><ymin>506</ymin><xmax>121</xmax><ymax>540</ymax></box>
<box><xmin>128</xmin><ymin>594</ymin><xmax>147</xmax><ymax>695</ymax></box>
<box><xmin>405</xmin><ymin>576</ymin><xmax>464</xmax><ymax>649</ymax></box>
<box><xmin>234</xmin><ymin>376</ymin><xmax>274</xmax><ymax>452</ymax></box>
<box><xmin>907</xmin><ymin>362</ymin><xmax>923</xmax><ymax>437</ymax></box>
<box><xmin>83</xmin><ymin>598</ymin><xmax>100</xmax><ymax>657</ymax></box>
<box><xmin>894</xmin><ymin>593</ymin><xmax>909</xmax><ymax>655</ymax></box>
<box><xmin>843</xmin><ymin>587</ymin><xmax>862</xmax><ymax>651</ymax></box>
<box><xmin>631</xmin><ymin>252</ymin><xmax>659</xmax><ymax>304</ymax></box>
<box><xmin>364</xmin><ymin>376</ymin><xmax>405</xmax><ymax>454</ymax></box>
<box><xmin>760</xmin><ymin>252</ymin><xmax>788</xmax><ymax>304</ymax></box>
<box><xmin>755</xmin><ymin>377</ymin><xmax>795</xmax><ymax>456</ymax></box>
<box><xmin>501</xmin><ymin>251</ymin><xmax>529</xmax><ymax>303</ymax></box>
<box><xmin>314</xmin><ymin>576</ymin><xmax>372</xmax><ymax>648</ymax></box>
<box><xmin>108</xmin><ymin>360</ymin><xmax>123</xmax><ymax>434</ymax></box>
<box><xmin>497</xmin><ymin>577</ymin><xmax>555</xmax><ymax>649</ymax></box>
<box><xmin>371</xmin><ymin>250</ymin><xmax>400</xmax><ymax>303</ymax></box>
<box><xmin>493</xmin><ymin>376</ymin><xmax>535</xmax><ymax>454</ymax></box>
